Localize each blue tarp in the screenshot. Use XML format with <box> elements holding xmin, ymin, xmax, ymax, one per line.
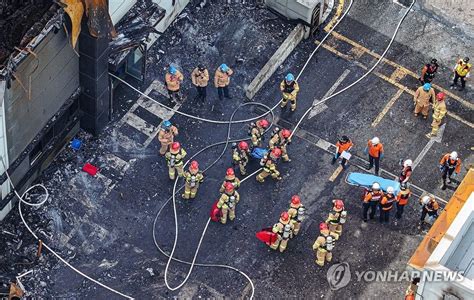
<box><xmin>346</xmin><ymin>172</ymin><xmax>400</xmax><ymax>194</ymax></box>
<box><xmin>250</xmin><ymin>147</ymin><xmax>268</xmax><ymax>159</ymax></box>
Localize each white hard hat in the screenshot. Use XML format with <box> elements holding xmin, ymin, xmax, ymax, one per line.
<box><xmin>387</xmin><ymin>186</ymin><xmax>395</xmax><ymax>194</ymax></box>
<box><xmin>404</xmin><ymin>159</ymin><xmax>413</xmax><ymax>167</ymax></box>
<box><xmin>450</xmin><ymin>151</ymin><xmax>458</xmax><ymax>160</ymax></box>
<box><xmin>421</xmin><ymin>195</ymin><xmax>431</xmax><ymax>205</ymax></box>
<box><xmin>372</xmin><ymin>182</ymin><xmax>381</xmax><ymax>190</ymax></box>
<box><xmin>371</xmin><ymin>137</ymin><xmax>380</xmax><ymax>145</ymax></box>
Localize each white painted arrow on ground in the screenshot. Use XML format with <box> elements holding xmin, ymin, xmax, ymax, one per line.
<box><xmin>412</xmin><ymin>124</ymin><xmax>446</xmax><ymax>170</ymax></box>
<box><xmin>308</xmin><ymin>69</ymin><xmax>351</xmax><ymax>119</ymax></box>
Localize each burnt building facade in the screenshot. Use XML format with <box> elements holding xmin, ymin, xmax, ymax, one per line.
<box><xmin>0</xmin><ymin>0</ymin><xmax>188</xmax><ymax>220</ymax></box>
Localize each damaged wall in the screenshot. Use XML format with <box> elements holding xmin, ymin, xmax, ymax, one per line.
<box><xmin>4</xmin><ymin>28</ymin><xmax>79</xmax><ymax>163</ymax></box>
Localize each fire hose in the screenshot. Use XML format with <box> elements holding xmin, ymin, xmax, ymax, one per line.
<box><xmin>5</xmin><ymin>0</ymin><xmax>417</xmax><ymax>298</ymax></box>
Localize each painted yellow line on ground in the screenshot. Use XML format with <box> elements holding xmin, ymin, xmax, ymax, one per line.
<box><xmin>324</xmin><ymin>0</ymin><xmax>344</xmax><ymax>32</ymax></box>
<box><xmin>325</xmin><ymin>31</ymin><xmax>474</xmax><ymax>110</ymax></box>
<box><xmin>372</xmin><ymin>89</ymin><xmax>404</xmax><ymax>127</ymax></box>
<box><xmin>390</xmin><ymin>68</ymin><xmax>407</xmax><ymax>82</ymax></box>
<box><xmin>349</xmin><ymin>45</ymin><xmax>365</xmax><ymax>59</ymax></box>
<box><xmin>316</xmin><ymin>41</ymin><xmax>474</xmax><ymax>128</ymax></box>
<box><xmin>329</xmin><ymin>165</ymin><xmax>344</xmax><ymax>181</ymax></box>
<box><xmin>446</xmin><ymin>111</ymin><xmax>474</xmax><ymax>128</ymax></box>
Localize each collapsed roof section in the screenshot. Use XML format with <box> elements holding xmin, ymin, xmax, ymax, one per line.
<box><xmin>0</xmin><ymin>0</ymin><xmax>117</xmax><ymax>83</ymax></box>
<box><xmin>109</xmin><ymin>0</ymin><xmax>165</xmax><ymax>68</ymax></box>
<box><xmin>0</xmin><ymin>1</ymin><xmax>58</xmax><ymax>68</ymax></box>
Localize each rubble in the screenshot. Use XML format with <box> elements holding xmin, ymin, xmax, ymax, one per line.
<box><xmin>108</xmin><ymin>0</ymin><xmax>165</xmax><ymax>67</ymax></box>
<box><xmin>0</xmin><ymin>1</ymin><xmax>57</xmax><ymax>65</ymax></box>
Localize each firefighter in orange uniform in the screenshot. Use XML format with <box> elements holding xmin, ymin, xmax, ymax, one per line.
<box><xmin>191</xmin><ymin>64</ymin><xmax>209</xmax><ymax>103</ymax></box>
<box><xmin>413</xmin><ymin>83</ymin><xmax>435</xmax><ymax>119</ymax></box>
<box><xmin>216</xmin><ymin>182</ymin><xmax>240</xmax><ymax>224</ymax></box>
<box><xmin>362</xmin><ymin>182</ymin><xmax>384</xmax><ymax>222</ymax></box>
<box><xmin>165</xmin><ymin>66</ymin><xmax>184</xmax><ymax>104</ymax></box>
<box><xmin>326</xmin><ymin>199</ymin><xmax>347</xmax><ymax>240</ymax></box>
<box><xmin>182</xmin><ymin>161</ymin><xmax>204</xmax><ymax>200</ymax></box>
<box><xmin>269</xmin><ymin>128</ymin><xmax>292</xmax><ymax>162</ymax></box>
<box><xmin>379</xmin><ymin>186</ymin><xmax>396</xmax><ymax>223</ymax></box>
<box><xmin>332</xmin><ymin>135</ymin><xmax>353</xmax><ymax>167</ymax></box>
<box><xmin>288</xmin><ymin>195</ymin><xmax>305</xmax><ymax>236</ymax></box>
<box><xmin>157</xmin><ymin>120</ymin><xmax>179</xmax><ymax>155</ymax></box>
<box><xmin>256</xmin><ymin>148</ymin><xmax>282</xmax><ymax>183</ymax></box>
<box><xmin>165</xmin><ymin>142</ymin><xmax>187</xmax><ymax>180</ymax></box>
<box><xmin>270</xmin><ymin>211</ymin><xmax>294</xmax><ymax>252</ymax></box>
<box><xmin>395</xmin><ymin>182</ymin><xmax>411</xmax><ymax>223</ymax></box>
<box><xmin>439</xmin><ymin>151</ymin><xmax>461</xmax><ymax>190</ymax></box>
<box><xmin>219</xmin><ymin>168</ymin><xmax>241</xmax><ymax>193</ymax></box>
<box><xmin>365</xmin><ymin>137</ymin><xmax>384</xmax><ymax>175</ymax></box>
<box><xmin>215</xmin><ymin>64</ymin><xmax>233</xmax><ymax>101</ymax></box>
<box><xmin>312</xmin><ymin>222</ymin><xmax>336</xmax><ymax>267</ymax></box>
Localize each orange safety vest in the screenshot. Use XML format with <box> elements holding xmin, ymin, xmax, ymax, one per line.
<box><xmin>367</xmin><ymin>141</ymin><xmax>383</xmax><ymax>158</ymax></box>
<box><xmin>439</xmin><ymin>153</ymin><xmax>461</xmax><ymax>173</ymax></box>
<box><xmin>396</xmin><ymin>190</ymin><xmax>411</xmax><ymax>206</ymax></box>
<box><xmin>380</xmin><ymin>194</ymin><xmax>395</xmax><ymax>210</ymax></box>
<box><xmin>336</xmin><ymin>140</ymin><xmax>353</xmax><ymax>154</ymax></box>
<box><xmin>364</xmin><ymin>191</ymin><xmax>383</xmax><ymax>203</ymax></box>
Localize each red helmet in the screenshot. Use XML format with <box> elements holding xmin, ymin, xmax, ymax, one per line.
<box><xmin>281</xmin><ymin>129</ymin><xmax>291</xmax><ymax>138</ymax></box>
<box><xmin>280</xmin><ymin>211</ymin><xmax>289</xmax><ymax>221</ymax></box>
<box><xmin>270</xmin><ymin>148</ymin><xmax>282</xmax><ymax>158</ymax></box>
<box><xmin>226</xmin><ymin>168</ymin><xmax>235</xmax><ymax>176</ymax></box>
<box><xmin>224</xmin><ymin>182</ymin><xmax>235</xmax><ymax>192</ymax></box>
<box><xmin>333</xmin><ymin>199</ymin><xmax>344</xmax><ymax>210</ymax></box>
<box><xmin>436</xmin><ymin>92</ymin><xmax>445</xmax><ymax>101</ymax></box>
<box><xmin>171</xmin><ymin>142</ymin><xmax>180</xmax><ymax>151</ymax></box>
<box><xmin>190</xmin><ymin>160</ymin><xmax>199</xmax><ymax>170</ymax></box>
<box><xmin>291</xmin><ymin>195</ymin><xmax>301</xmax><ymax>205</ymax></box>
<box><xmin>238</xmin><ymin>141</ymin><xmax>249</xmax><ymax>151</ymax></box>
<box><xmin>319</xmin><ymin>222</ymin><xmax>328</xmax><ymax>231</ymax></box>
<box><xmin>257</xmin><ymin>119</ymin><xmax>269</xmax><ymax>128</ymax></box>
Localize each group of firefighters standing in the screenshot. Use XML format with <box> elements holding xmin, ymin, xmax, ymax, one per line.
<box><xmin>165</xmin><ymin>63</ymin><xmax>302</xmax><ymax>113</ymax></box>
<box><xmin>154</xmin><ymin>56</ymin><xmax>467</xmax><ymax>267</ymax></box>
<box><xmin>165</xmin><ymin>63</ymin><xmax>234</xmax><ymax>105</ymax></box>
<box><xmin>415</xmin><ymin>57</ymin><xmax>471</xmax><ymax>138</ymax></box>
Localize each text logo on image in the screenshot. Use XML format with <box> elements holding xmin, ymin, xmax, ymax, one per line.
<box><xmin>327</xmin><ymin>262</ymin><xmax>351</xmax><ymax>290</ymax></box>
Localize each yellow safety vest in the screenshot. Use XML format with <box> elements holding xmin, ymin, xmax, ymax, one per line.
<box><xmin>456</xmin><ymin>61</ymin><xmax>471</xmax><ymax>77</ymax></box>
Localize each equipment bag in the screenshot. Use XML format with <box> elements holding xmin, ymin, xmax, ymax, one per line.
<box><xmin>251</xmin><ymin>147</ymin><xmax>268</xmax><ymax>160</ymax></box>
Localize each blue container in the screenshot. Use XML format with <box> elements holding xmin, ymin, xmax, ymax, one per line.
<box><xmin>71</xmin><ymin>138</ymin><xmax>82</xmax><ymax>151</ymax></box>
<box><xmin>251</xmin><ymin>147</ymin><xmax>268</xmax><ymax>160</ymax></box>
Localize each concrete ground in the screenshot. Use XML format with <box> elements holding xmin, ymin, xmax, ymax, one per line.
<box><xmin>1</xmin><ymin>0</ymin><xmax>473</xmax><ymax>298</ymax></box>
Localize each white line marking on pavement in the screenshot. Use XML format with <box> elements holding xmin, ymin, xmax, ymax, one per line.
<box><xmin>308</xmin><ymin>69</ymin><xmax>351</xmax><ymax>119</ymax></box>
<box><xmin>371</xmin><ymin>89</ymin><xmax>404</xmax><ymax>127</ymax></box>
<box><xmin>124</xmin><ymin>112</ymin><xmax>157</xmax><ymax>137</ymax></box>
<box><xmin>412</xmin><ymin>124</ymin><xmax>446</xmax><ymax>170</ymax></box>
<box><xmin>315</xmin><ymin>138</ymin><xmax>333</xmax><ymax>151</ymax></box>
<box><xmin>116</xmin><ymin>79</ymin><xmax>184</xmax><ymax>149</ymax></box>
